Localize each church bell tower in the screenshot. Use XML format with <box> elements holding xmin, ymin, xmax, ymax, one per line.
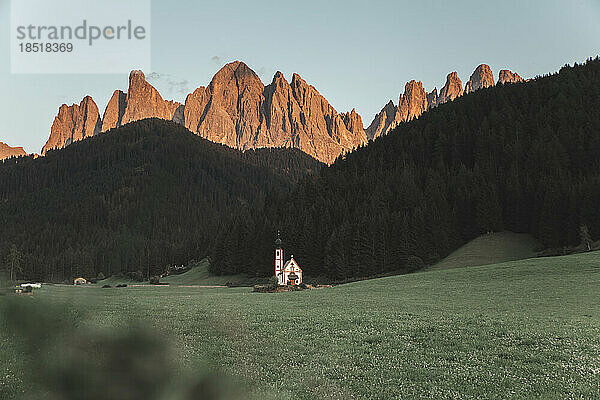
<box><xmin>274</xmin><ymin>231</ymin><xmax>283</xmax><ymax>285</ymax></box>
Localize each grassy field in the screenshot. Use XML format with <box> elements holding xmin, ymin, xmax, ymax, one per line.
<box><xmin>94</xmin><ymin>274</ymin><xmax>138</xmax><ymax>286</ymax></box>
<box><xmin>96</xmin><ymin>259</ymin><xmax>263</xmax><ymax>287</ymax></box>
<box><xmin>2</xmin><ymin>251</ymin><xmax>599</xmax><ymax>399</ymax></box>
<box><xmin>429</xmin><ymin>231</ymin><xmax>541</xmax><ymax>271</ymax></box>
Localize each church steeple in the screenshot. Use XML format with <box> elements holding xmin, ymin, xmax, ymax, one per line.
<box><xmin>274</xmin><ymin>231</ymin><xmax>284</xmax><ymax>285</ymax></box>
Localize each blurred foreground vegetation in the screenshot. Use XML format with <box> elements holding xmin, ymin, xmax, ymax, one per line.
<box><xmin>0</xmin><ymin>281</ymin><xmax>273</xmax><ymax>400</ymax></box>
<box><xmin>2</xmin><ymin>250</ymin><xmax>600</xmax><ymax>399</ymax></box>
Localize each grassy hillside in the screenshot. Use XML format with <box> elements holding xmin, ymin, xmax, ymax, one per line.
<box><xmin>162</xmin><ymin>259</ymin><xmax>261</xmax><ymax>286</ymax></box>
<box><xmin>429</xmin><ymin>231</ymin><xmax>541</xmax><ymax>270</ymax></box>
<box><xmin>2</xmin><ymin>250</ymin><xmax>600</xmax><ymax>399</ymax></box>
<box><xmin>94</xmin><ymin>275</ymin><xmax>137</xmax><ymax>286</ymax></box>
<box><xmin>96</xmin><ymin>259</ymin><xmax>267</xmax><ymax>287</ymax></box>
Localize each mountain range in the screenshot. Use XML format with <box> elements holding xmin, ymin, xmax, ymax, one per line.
<box><xmin>365</xmin><ymin>65</ymin><xmax>523</xmax><ymax>139</ymax></box>
<box><xmin>2</xmin><ymin>57</ymin><xmax>598</xmax><ymax>282</ymax></box>
<box><xmin>8</xmin><ymin>61</ymin><xmax>524</xmax><ymax>163</ymax></box>
<box><xmin>40</xmin><ymin>62</ymin><xmax>368</xmax><ymax>164</ymax></box>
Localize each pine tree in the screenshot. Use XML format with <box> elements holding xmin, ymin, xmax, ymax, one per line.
<box><xmin>579</xmin><ymin>224</ymin><xmax>593</xmax><ymax>251</ymax></box>
<box><xmin>6</xmin><ymin>244</ymin><xmax>22</xmax><ymax>283</ymax></box>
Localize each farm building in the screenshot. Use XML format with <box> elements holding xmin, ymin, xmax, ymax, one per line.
<box><xmin>73</xmin><ymin>277</ymin><xmax>87</xmax><ymax>285</ymax></box>
<box><xmin>274</xmin><ymin>233</ymin><xmax>303</xmax><ymax>286</ymax></box>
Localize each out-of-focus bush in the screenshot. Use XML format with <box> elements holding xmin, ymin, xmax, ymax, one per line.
<box><xmin>0</xmin><ymin>297</ymin><xmax>250</xmax><ymax>400</ymax></box>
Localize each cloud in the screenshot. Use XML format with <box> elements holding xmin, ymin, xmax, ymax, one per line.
<box><xmin>147</xmin><ymin>72</ymin><xmax>164</xmax><ymax>80</ymax></box>
<box><xmin>211</xmin><ymin>56</ymin><xmax>221</xmax><ymax>64</ymax></box>
<box><xmin>146</xmin><ymin>72</ymin><xmax>189</xmax><ymax>97</ymax></box>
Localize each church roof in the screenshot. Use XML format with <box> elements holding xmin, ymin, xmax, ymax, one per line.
<box><xmin>283</xmin><ymin>258</ymin><xmax>301</xmax><ymax>271</ymax></box>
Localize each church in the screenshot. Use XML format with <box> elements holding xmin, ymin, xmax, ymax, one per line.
<box><xmin>274</xmin><ymin>232</ymin><xmax>303</xmax><ymax>286</ymax></box>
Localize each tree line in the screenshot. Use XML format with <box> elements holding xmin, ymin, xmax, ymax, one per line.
<box><xmin>2</xmin><ymin>58</ymin><xmax>599</xmax><ymax>283</ymax></box>
<box><xmin>0</xmin><ymin>119</ymin><xmax>321</xmax><ymax>282</ymax></box>
<box><xmin>210</xmin><ymin>58</ymin><xmax>600</xmax><ymax>280</ymax></box>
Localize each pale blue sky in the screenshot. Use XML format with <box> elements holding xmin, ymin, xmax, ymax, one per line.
<box><xmin>1</xmin><ymin>0</ymin><xmax>599</xmax><ymax>154</ymax></box>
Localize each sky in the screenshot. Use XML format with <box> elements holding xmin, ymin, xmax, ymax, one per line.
<box><xmin>1</xmin><ymin>0</ymin><xmax>599</xmax><ymax>154</ymax></box>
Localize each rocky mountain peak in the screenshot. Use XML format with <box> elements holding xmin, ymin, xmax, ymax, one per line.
<box><xmin>465</xmin><ymin>64</ymin><xmax>495</xmax><ymax>94</ymax></box>
<box><xmin>427</xmin><ymin>88</ymin><xmax>438</xmax><ymax>110</ymax></box>
<box><xmin>42</xmin><ymin>96</ymin><xmax>101</xmax><ymax>155</ymax></box>
<box><xmin>101</xmin><ymin>70</ymin><xmax>181</xmax><ymax>132</ymax></box>
<box><xmin>101</xmin><ymin>90</ymin><xmax>127</xmax><ymax>132</ymax></box>
<box><xmin>121</xmin><ymin>70</ymin><xmax>181</xmax><ymax>126</ymax></box>
<box><xmin>180</xmin><ymin>65</ymin><xmax>366</xmax><ymax>163</ymax></box>
<box><xmin>341</xmin><ymin>109</ymin><xmax>365</xmax><ymax>137</ymax></box>
<box><xmin>498</xmin><ymin>69</ymin><xmax>524</xmax><ymax>84</ymax></box>
<box><xmin>396</xmin><ymin>80</ymin><xmax>428</xmax><ymax>123</ymax></box>
<box><xmin>290</xmin><ymin>73</ymin><xmax>310</xmax><ymax>104</ymax></box>
<box><xmin>211</xmin><ymin>61</ymin><xmax>261</xmax><ymax>88</ymax></box>
<box><xmin>192</xmin><ymin>61</ymin><xmax>266</xmax><ymax>149</ymax></box>
<box><xmin>366</xmin><ymin>78</ymin><xmax>431</xmax><ymax>141</ymax></box>
<box><xmin>291</xmin><ymin>73</ymin><xmax>303</xmax><ymax>83</ymax></box>
<box><xmin>365</xmin><ymin>64</ymin><xmax>525</xmax><ymax>144</ymax></box>
<box><xmin>0</xmin><ymin>142</ymin><xmax>27</xmax><ymax>160</ymax></box>
<box><xmin>272</xmin><ymin>71</ymin><xmax>286</xmax><ymax>83</ymax></box>
<box><xmin>439</xmin><ymin>71</ymin><xmax>463</xmax><ymax>104</ymax></box>
<box><xmin>129</xmin><ymin>70</ymin><xmax>145</xmax><ymax>84</ymax></box>
<box><xmin>365</xmin><ymin>100</ymin><xmax>398</xmax><ymax>140</ymax></box>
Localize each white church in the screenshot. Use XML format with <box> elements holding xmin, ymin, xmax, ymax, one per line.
<box><xmin>274</xmin><ymin>232</ymin><xmax>303</xmax><ymax>286</ymax></box>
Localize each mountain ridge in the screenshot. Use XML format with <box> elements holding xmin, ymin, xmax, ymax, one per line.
<box><xmin>0</xmin><ymin>118</ymin><xmax>323</xmax><ymax>281</ymax></box>
<box><xmin>38</xmin><ymin>61</ymin><xmax>526</xmax><ymax>162</ymax></box>
<box><xmin>42</xmin><ymin>62</ymin><xmax>368</xmax><ymax>164</ymax></box>
<box><xmin>366</xmin><ymin>64</ymin><xmax>523</xmax><ymax>139</ymax></box>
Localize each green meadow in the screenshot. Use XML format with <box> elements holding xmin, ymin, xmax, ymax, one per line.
<box><xmin>428</xmin><ymin>231</ymin><xmax>541</xmax><ymax>271</ymax></box>
<box><xmin>95</xmin><ymin>258</ymin><xmax>263</xmax><ymax>288</ymax></box>
<box><xmin>2</xmin><ymin>250</ymin><xmax>600</xmax><ymax>399</ymax></box>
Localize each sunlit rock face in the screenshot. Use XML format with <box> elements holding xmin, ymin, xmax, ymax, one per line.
<box><xmin>498</xmin><ymin>69</ymin><xmax>524</xmax><ymax>85</ymax></box>
<box><xmin>465</xmin><ymin>64</ymin><xmax>495</xmax><ymax>94</ymax></box>
<box><xmin>44</xmin><ymin>61</ymin><xmax>525</xmax><ymax>161</ymax></box>
<box><xmin>106</xmin><ymin>70</ymin><xmax>182</xmax><ymax>131</ymax></box>
<box><xmin>44</xmin><ymin>63</ymin><xmax>367</xmax><ymax>164</ymax></box>
<box><xmin>364</xmin><ymin>64</ymin><xmax>524</xmax><ymax>141</ymax></box>
<box><xmin>42</xmin><ymin>96</ymin><xmax>101</xmax><ymax>155</ymax></box>
<box><xmin>0</xmin><ymin>142</ymin><xmax>27</xmax><ymax>160</ymax></box>
<box><xmin>438</xmin><ymin>72</ymin><xmax>463</xmax><ymax>105</ymax></box>
<box><xmin>366</xmin><ymin>80</ymin><xmax>428</xmax><ymax>140</ymax></box>
<box><xmin>182</xmin><ymin>61</ymin><xmax>367</xmax><ymax>164</ymax></box>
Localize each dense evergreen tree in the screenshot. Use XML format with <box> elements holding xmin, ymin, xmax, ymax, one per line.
<box><xmin>3</xmin><ymin>58</ymin><xmax>600</xmax><ymax>283</ymax></box>
<box><xmin>212</xmin><ymin>58</ymin><xmax>600</xmax><ymax>280</ymax></box>
<box><xmin>0</xmin><ymin>119</ymin><xmax>322</xmax><ymax>282</ymax></box>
